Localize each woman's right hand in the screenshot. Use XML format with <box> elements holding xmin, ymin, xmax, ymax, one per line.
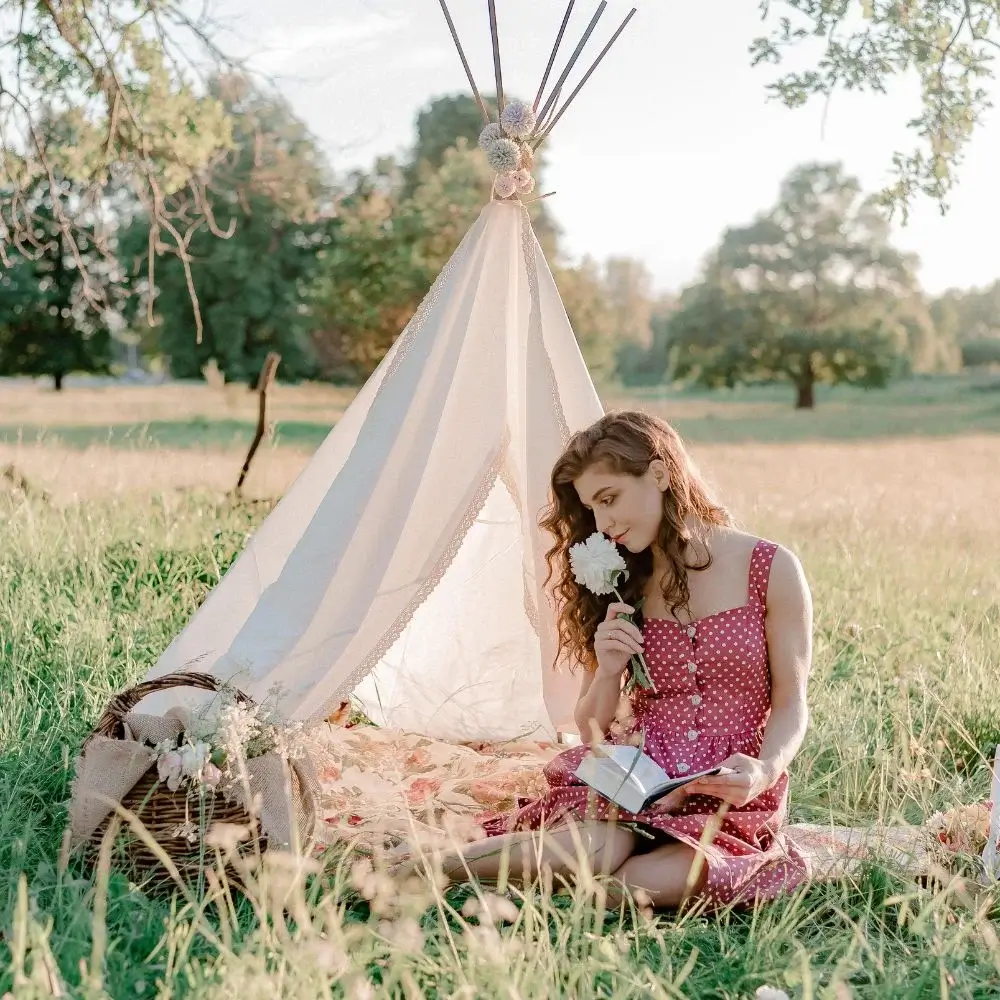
<box><xmin>594</xmin><ymin>603</ymin><xmax>644</xmax><ymax>680</ymax></box>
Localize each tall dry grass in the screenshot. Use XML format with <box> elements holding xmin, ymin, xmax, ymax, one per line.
<box><xmin>1</xmin><ymin>382</ymin><xmax>999</xmax><ymax>998</ymax></box>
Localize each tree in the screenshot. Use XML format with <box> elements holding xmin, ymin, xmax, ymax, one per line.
<box><xmin>0</xmin><ymin>184</ymin><xmax>112</xmax><ymax>390</ymax></box>
<box><xmin>961</xmin><ymin>339</ymin><xmax>1000</xmax><ymax>367</ymax></box>
<box><xmin>669</xmin><ymin>162</ymin><xmax>919</xmax><ymax>408</ymax></box>
<box><xmin>0</xmin><ymin>2</ymin><xmax>234</xmax><ymax>313</ymax></box>
<box><xmin>408</xmin><ymin>95</ymin><xmax>501</xmax><ymax>181</ymax></box>
<box><xmin>307</xmin><ymin>91</ymin><xmax>575</xmax><ymax>382</ymax></box>
<box><xmin>310</xmin><ymin>138</ymin><xmax>500</xmax><ymax>381</ymax></box>
<box><xmin>604</xmin><ymin>258</ymin><xmax>655</xmax><ymax>385</ymax></box>
<box><xmin>754</xmin><ymin>1</ymin><xmax>1000</xmax><ymax>216</ymax></box>
<box><xmin>406</xmin><ymin>141</ymin><xmax>497</xmax><ymax>273</ymax></box>
<box><xmin>882</xmin><ymin>294</ymin><xmax>961</xmax><ymax>374</ymax></box>
<box><xmin>120</xmin><ymin>76</ymin><xmax>331</xmax><ymax>382</ymax></box>
<box><xmin>643</xmin><ymin>295</ymin><xmax>680</xmax><ymax>384</ymax></box>
<box><xmin>932</xmin><ymin>281</ymin><xmax>1000</xmax><ymax>343</ymax></box>
<box><xmin>931</xmin><ymin>280</ymin><xmax>1000</xmax><ymax>369</ymax></box>
<box><xmin>554</xmin><ymin>258</ymin><xmax>619</xmax><ymax>380</ymax></box>
<box><xmin>307</xmin><ymin>159</ymin><xmax>427</xmax><ymax>381</ymax></box>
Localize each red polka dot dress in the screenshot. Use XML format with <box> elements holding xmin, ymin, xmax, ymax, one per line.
<box><xmin>482</xmin><ymin>540</ymin><xmax>809</xmax><ymax>907</ymax></box>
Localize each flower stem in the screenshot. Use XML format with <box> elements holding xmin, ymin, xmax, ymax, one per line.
<box><xmin>612</xmin><ymin>588</ymin><xmax>657</xmax><ymax>694</ymax></box>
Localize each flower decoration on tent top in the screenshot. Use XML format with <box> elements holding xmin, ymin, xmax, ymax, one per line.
<box><xmin>479</xmin><ymin>102</ymin><xmax>538</xmax><ymax>199</ymax></box>
<box><xmin>437</xmin><ymin>0</ymin><xmax>638</xmax><ymax>202</ymax></box>
<box><xmin>569</xmin><ymin>532</ymin><xmax>656</xmax><ymax>693</ymax></box>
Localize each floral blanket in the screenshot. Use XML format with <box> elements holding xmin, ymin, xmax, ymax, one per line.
<box><xmin>310</xmin><ymin>720</ymin><xmax>944</xmax><ymax>881</ymax></box>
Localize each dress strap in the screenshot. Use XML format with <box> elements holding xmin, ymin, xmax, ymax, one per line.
<box><xmin>749</xmin><ymin>539</ymin><xmax>779</xmax><ymax>608</ymax></box>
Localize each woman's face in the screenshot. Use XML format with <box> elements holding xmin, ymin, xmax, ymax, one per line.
<box><xmin>573</xmin><ymin>461</ymin><xmax>668</xmax><ymax>553</ymax></box>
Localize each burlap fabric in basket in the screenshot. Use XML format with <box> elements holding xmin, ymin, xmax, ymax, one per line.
<box><xmin>68</xmin><ymin>672</ymin><xmax>319</xmax><ymax>884</ymax></box>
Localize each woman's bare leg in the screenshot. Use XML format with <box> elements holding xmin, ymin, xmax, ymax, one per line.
<box><xmin>606</xmin><ymin>841</ymin><xmax>709</xmax><ymax>910</ymax></box>
<box><xmin>425</xmin><ymin>822</ymin><xmax>638</xmax><ymax>886</ymax></box>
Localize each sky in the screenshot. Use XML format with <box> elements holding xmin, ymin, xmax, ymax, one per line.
<box><xmin>210</xmin><ymin>0</ymin><xmax>999</xmax><ymax>298</ymax></box>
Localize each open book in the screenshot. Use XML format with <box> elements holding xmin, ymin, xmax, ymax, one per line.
<box><xmin>574</xmin><ymin>744</ymin><xmax>724</xmax><ymax>814</ymax></box>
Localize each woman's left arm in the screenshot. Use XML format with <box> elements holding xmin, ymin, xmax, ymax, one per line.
<box><xmin>686</xmin><ymin>546</ymin><xmax>812</xmax><ymax>808</ymax></box>
<box><xmin>756</xmin><ymin>546</ymin><xmax>812</xmax><ymax>785</ymax></box>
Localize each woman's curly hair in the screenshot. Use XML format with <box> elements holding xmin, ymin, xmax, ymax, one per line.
<box><xmin>540</xmin><ymin>411</ymin><xmax>731</xmax><ymax>673</ymax></box>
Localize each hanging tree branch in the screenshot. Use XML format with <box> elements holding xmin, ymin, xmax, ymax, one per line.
<box><xmin>752</xmin><ymin>0</ymin><xmax>1000</xmax><ymax>218</ymax></box>
<box><xmin>0</xmin><ymin>0</ymin><xmax>242</xmax><ymax>341</ymax></box>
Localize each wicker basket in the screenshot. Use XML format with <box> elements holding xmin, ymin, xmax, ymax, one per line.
<box><xmin>82</xmin><ymin>671</ymin><xmax>309</xmax><ymax>888</ymax></box>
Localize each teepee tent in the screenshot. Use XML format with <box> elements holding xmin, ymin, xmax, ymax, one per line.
<box><xmin>139</xmin><ymin>0</ymin><xmax>637</xmax><ymax>742</ymax></box>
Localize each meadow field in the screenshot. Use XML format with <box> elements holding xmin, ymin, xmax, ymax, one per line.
<box><xmin>2</xmin><ymin>375</ymin><xmax>999</xmax><ymax>999</ymax></box>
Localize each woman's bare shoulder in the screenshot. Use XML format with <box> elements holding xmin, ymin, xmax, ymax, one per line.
<box><xmin>706</xmin><ymin>526</ymin><xmax>761</xmax><ymax>557</ymax></box>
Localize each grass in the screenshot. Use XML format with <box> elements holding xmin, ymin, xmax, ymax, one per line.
<box><xmin>2</xmin><ymin>373</ymin><xmax>999</xmax><ymax>453</ymax></box>
<box><xmin>2</xmin><ymin>378</ymin><xmax>1000</xmax><ymax>998</ymax></box>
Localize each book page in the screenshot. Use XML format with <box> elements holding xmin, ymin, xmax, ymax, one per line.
<box><xmin>592</xmin><ymin>745</ymin><xmax>669</xmax><ymax>797</ymax></box>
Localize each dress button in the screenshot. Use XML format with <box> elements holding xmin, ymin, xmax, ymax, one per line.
<box><xmin>677</xmin><ymin>762</ymin><xmax>690</xmax><ymax>773</ymax></box>
<box><xmin>687</xmin><ymin>662</ymin><xmax>697</xmax><ymax>673</ymax></box>
<box><xmin>687</xmin><ymin>729</ymin><xmax>698</xmax><ymax>741</ymax></box>
<box><xmin>686</xmin><ymin>626</ymin><xmax>696</xmax><ymax>638</ymax></box>
<box><xmin>690</xmin><ymin>694</ymin><xmax>702</xmax><ymax>706</ymax></box>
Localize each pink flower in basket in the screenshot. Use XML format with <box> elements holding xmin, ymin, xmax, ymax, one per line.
<box><xmin>157</xmin><ymin>751</ymin><xmax>184</xmax><ymax>792</ymax></box>
<box><xmin>202</xmin><ymin>763</ymin><xmax>223</xmax><ymax>788</ymax></box>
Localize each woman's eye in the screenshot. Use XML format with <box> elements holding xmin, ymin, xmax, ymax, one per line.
<box><xmin>601</xmin><ymin>496</ymin><xmax>615</xmax><ymax>506</ymax></box>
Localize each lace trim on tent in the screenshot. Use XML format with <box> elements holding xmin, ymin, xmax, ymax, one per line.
<box><xmin>520</xmin><ymin>208</ymin><xmax>571</xmax><ymax>446</ymax></box>
<box><xmin>312</xmin><ymin>450</ymin><xmax>505</xmax><ymax>723</ymax></box>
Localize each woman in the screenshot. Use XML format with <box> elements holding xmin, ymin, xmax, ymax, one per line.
<box><xmin>433</xmin><ymin>410</ymin><xmax>812</xmax><ymax>910</ymax></box>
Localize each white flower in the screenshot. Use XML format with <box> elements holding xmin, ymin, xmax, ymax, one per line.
<box><xmin>171</xmin><ymin>820</ymin><xmax>199</xmax><ymax>843</ymax></box>
<box><xmin>271</xmin><ymin>719</ymin><xmax>307</xmax><ymax>761</ymax></box>
<box><xmin>157</xmin><ymin>750</ymin><xmax>184</xmax><ymax>792</ymax></box>
<box><xmin>478</xmin><ymin>122</ymin><xmax>504</xmax><ymax>150</ymax></box>
<box><xmin>500</xmin><ymin>101</ymin><xmax>537</xmax><ymax>139</ymax></box>
<box><xmin>179</xmin><ymin>741</ymin><xmax>211</xmax><ymax>778</ymax></box>
<box><xmin>483</xmin><ymin>137</ymin><xmax>520</xmax><ymax>173</ymax></box>
<box><xmin>514</xmin><ymin>169</ymin><xmax>535</xmax><ymax>194</ymax></box>
<box><xmin>493</xmin><ymin>172</ymin><xmax>519</xmax><ymax>199</ymax></box>
<box><xmin>755</xmin><ymin>988</ymin><xmax>792</xmax><ymax>1000</ymax></box>
<box><xmin>569</xmin><ymin>532</ymin><xmax>628</xmax><ymax>596</ymax></box>
<box><xmin>216</xmin><ymin>700</ymin><xmax>264</xmax><ymax>763</ymax></box>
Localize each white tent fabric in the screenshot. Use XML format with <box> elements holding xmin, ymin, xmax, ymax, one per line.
<box><xmin>139</xmin><ymin>201</ymin><xmax>603</xmax><ymax>741</ymax></box>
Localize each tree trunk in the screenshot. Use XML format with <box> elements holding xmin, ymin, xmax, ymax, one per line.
<box><xmin>53</xmin><ymin>372</ymin><xmax>64</xmax><ymax>391</ymax></box>
<box><xmin>795</xmin><ymin>373</ymin><xmax>815</xmax><ymax>409</ymax></box>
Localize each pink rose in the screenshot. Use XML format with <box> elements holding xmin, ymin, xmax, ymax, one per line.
<box><xmin>201</xmin><ymin>762</ymin><xmax>223</xmax><ymax>788</ymax></box>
